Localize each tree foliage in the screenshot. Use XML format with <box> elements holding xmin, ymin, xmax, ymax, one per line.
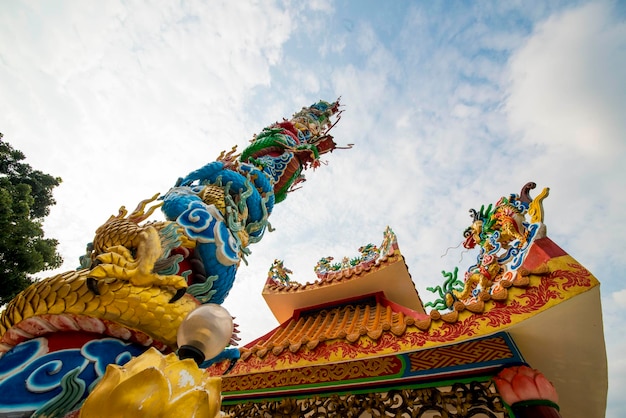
<box><xmin>0</xmin><ymin>133</ymin><xmax>63</xmax><ymax>305</ymax></box>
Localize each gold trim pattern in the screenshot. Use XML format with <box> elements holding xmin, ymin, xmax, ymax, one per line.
<box><xmin>408</xmin><ymin>336</ymin><xmax>513</xmax><ymax>371</ymax></box>
<box><xmin>223</xmin><ymin>356</ymin><xmax>400</xmax><ymax>391</ymax></box>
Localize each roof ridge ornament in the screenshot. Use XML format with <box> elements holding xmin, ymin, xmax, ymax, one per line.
<box><xmin>426</xmin><ymin>182</ymin><xmax>550</xmax><ymax>315</ymax></box>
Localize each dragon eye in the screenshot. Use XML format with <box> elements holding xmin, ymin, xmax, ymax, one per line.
<box><xmin>463</xmin><ymin>228</ymin><xmax>472</xmax><ymax>238</ymax></box>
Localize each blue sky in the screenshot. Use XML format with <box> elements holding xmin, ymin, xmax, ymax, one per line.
<box><xmin>1</xmin><ymin>1</ymin><xmax>624</xmax><ymax>415</ymax></box>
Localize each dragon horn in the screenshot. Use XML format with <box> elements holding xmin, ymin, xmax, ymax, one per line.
<box><xmin>519</xmin><ymin>181</ymin><xmax>537</xmax><ymax>204</ymax></box>
<box><xmin>469</xmin><ymin>208</ymin><xmax>479</xmax><ymax>222</ymax></box>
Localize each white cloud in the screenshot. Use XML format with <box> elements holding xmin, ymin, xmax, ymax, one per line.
<box><xmin>612</xmin><ymin>288</ymin><xmax>626</xmax><ymax>309</ymax></box>
<box><xmin>308</xmin><ymin>0</ymin><xmax>334</xmax><ymax>13</ymax></box>
<box><xmin>0</xmin><ymin>0</ymin><xmax>302</xmax><ymax>275</ymax></box>
<box><xmin>505</xmin><ymin>3</ymin><xmax>626</xmax><ymax>415</ymax></box>
<box><xmin>504</xmin><ymin>1</ymin><xmax>626</xmax><ymax>273</ymax></box>
<box><xmin>507</xmin><ymin>1</ymin><xmax>626</xmax><ymax>158</ymax></box>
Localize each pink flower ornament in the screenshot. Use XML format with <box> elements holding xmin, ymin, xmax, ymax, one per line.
<box><xmin>494</xmin><ymin>365</ymin><xmax>559</xmax><ymax>406</ymax></box>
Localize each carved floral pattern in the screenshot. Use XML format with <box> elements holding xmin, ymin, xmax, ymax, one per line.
<box><xmin>222</xmin><ymin>381</ymin><xmax>507</xmax><ymax>417</ymax></box>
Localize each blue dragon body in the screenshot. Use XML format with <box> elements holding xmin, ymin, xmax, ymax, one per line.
<box><xmin>161</xmin><ymin>100</ymin><xmax>348</xmax><ymax>307</ymax></box>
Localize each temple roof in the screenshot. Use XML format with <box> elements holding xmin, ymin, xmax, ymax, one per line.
<box><xmin>207</xmin><ymin>185</ymin><xmax>608</xmax><ymax>417</ymax></box>
<box><xmin>209</xmin><ymin>235</ymin><xmax>607</xmax><ymax>417</ymax></box>
<box><xmin>241</xmin><ymin>293</ymin><xmax>430</xmax><ymax>360</ymax></box>
<box><xmin>262</xmin><ymin>227</ymin><xmax>425</xmax><ymax>323</ymax></box>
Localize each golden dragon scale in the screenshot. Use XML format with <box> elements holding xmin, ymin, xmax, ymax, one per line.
<box><xmin>0</xmin><ymin>268</ymin><xmax>199</xmax><ymax>353</ymax></box>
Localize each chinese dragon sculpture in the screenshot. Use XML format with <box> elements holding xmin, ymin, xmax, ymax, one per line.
<box><xmin>0</xmin><ymin>100</ymin><xmax>348</xmax><ymax>417</ymax></box>
<box><xmin>426</xmin><ymin>182</ymin><xmax>550</xmax><ymax>316</ymax></box>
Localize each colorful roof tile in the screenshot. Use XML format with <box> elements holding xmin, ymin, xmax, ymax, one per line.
<box><xmin>241</xmin><ymin>293</ymin><xmax>431</xmax><ymax>360</ymax></box>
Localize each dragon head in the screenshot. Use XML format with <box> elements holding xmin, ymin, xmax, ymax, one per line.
<box><xmin>462</xmin><ymin>206</ymin><xmax>495</xmax><ymax>250</ymax></box>
<box><xmin>239</xmin><ymin>99</ymin><xmax>351</xmax><ymax>203</ymax></box>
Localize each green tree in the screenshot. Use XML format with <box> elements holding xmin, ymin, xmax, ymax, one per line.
<box><xmin>0</xmin><ymin>133</ymin><xmax>63</xmax><ymax>305</ymax></box>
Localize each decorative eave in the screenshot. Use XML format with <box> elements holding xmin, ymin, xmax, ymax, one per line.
<box><xmin>262</xmin><ymin>227</ymin><xmax>426</xmax><ymax>323</ymax></box>
<box><xmin>219</xmin><ymin>332</ymin><xmax>523</xmax><ymax>404</ymax></box>
<box><xmin>210</xmin><ymin>235</ymin><xmax>599</xmax><ymax>369</ymax></box>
